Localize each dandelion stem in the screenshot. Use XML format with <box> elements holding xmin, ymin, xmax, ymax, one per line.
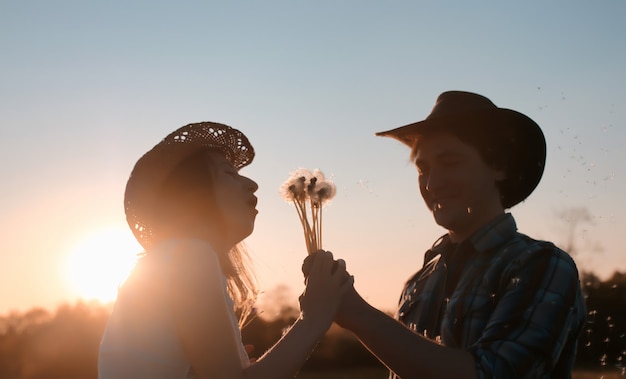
<box><xmin>292</xmin><ymin>200</ymin><xmax>310</xmax><ymax>253</ymax></box>
<box><xmin>318</xmin><ymin>206</ymin><xmax>322</xmax><ymax>249</ymax></box>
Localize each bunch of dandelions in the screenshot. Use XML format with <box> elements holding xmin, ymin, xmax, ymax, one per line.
<box><xmin>280</xmin><ymin>168</ymin><xmax>337</xmax><ymax>255</ymax></box>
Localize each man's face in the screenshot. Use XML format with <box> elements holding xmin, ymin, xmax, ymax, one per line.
<box><xmin>414</xmin><ymin>132</ymin><xmax>505</xmax><ymax>241</ymax></box>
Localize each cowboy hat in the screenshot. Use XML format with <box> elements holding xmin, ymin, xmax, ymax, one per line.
<box><xmin>124</xmin><ymin>121</ymin><xmax>255</xmax><ymax>249</ymax></box>
<box><xmin>376</xmin><ymin>91</ymin><xmax>546</xmax><ymax>208</ymax></box>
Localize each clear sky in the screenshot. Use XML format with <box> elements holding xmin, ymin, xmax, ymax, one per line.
<box><xmin>1</xmin><ymin>1</ymin><xmax>625</xmax><ymax>316</ymax></box>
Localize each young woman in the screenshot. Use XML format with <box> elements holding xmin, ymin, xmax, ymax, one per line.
<box><xmin>98</xmin><ymin>121</ymin><xmax>352</xmax><ymax>378</ymax></box>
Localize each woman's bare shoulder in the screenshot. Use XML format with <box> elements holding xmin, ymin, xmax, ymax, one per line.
<box><xmin>161</xmin><ymin>239</ymin><xmax>225</xmax><ymax>296</ymax></box>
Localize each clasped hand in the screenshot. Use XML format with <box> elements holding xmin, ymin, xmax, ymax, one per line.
<box><xmin>299</xmin><ymin>250</ymin><xmax>353</xmax><ymax>328</ymax></box>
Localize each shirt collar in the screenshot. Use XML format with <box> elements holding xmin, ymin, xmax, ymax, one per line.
<box><xmin>427</xmin><ymin>213</ymin><xmax>517</xmax><ymax>258</ymax></box>
<box><xmin>467</xmin><ymin>213</ymin><xmax>517</xmax><ymax>255</ymax></box>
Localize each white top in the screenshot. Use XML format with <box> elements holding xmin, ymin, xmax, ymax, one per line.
<box><xmin>98</xmin><ymin>239</ymin><xmax>250</xmax><ymax>378</ymax></box>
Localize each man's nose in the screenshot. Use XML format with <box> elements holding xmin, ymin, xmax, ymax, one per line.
<box><xmin>424</xmin><ymin>170</ymin><xmax>443</xmax><ymax>192</ymax></box>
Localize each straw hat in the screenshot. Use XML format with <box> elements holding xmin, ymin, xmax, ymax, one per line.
<box><xmin>124</xmin><ymin>121</ymin><xmax>255</xmax><ymax>249</ymax></box>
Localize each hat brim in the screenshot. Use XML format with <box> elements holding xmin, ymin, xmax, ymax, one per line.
<box><xmin>376</xmin><ymin>108</ymin><xmax>536</xmax><ymax>145</ymax></box>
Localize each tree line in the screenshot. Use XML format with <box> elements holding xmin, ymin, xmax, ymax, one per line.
<box><xmin>0</xmin><ymin>271</ymin><xmax>624</xmax><ymax>378</ymax></box>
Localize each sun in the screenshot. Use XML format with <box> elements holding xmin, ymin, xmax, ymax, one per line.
<box><xmin>64</xmin><ymin>226</ymin><xmax>143</xmax><ymax>304</ymax></box>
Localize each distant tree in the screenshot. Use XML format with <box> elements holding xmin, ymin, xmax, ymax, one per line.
<box><xmin>580</xmin><ymin>270</ymin><xmax>602</xmax><ymax>291</ymax></box>
<box><xmin>555</xmin><ymin>207</ymin><xmax>592</xmax><ymax>255</ymax></box>
<box><xmin>576</xmin><ymin>271</ymin><xmax>626</xmax><ymax>372</ymax></box>
<box><xmin>607</xmin><ymin>271</ymin><xmax>626</xmax><ymax>285</ymax></box>
<box><xmin>254</xmin><ymin>284</ymin><xmax>300</xmax><ymax>321</ymax></box>
<box><xmin>553</xmin><ymin>207</ymin><xmax>603</xmax><ymax>261</ymax></box>
<box><xmin>0</xmin><ymin>307</ymin><xmax>51</xmax><ymax>335</ymax></box>
<box><xmin>1</xmin><ymin>275</ymin><xmax>622</xmax><ymax>378</ymax></box>
<box><xmin>0</xmin><ymin>301</ymin><xmax>108</xmax><ymax>379</ymax></box>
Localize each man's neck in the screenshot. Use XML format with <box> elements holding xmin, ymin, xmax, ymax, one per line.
<box><xmin>447</xmin><ymin>211</ymin><xmax>506</xmax><ymax>243</ymax></box>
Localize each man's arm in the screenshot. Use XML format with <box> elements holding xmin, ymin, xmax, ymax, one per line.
<box><xmin>335</xmin><ymin>287</ymin><xmax>477</xmax><ymax>379</ymax></box>
<box><xmin>336</xmin><ymin>246</ymin><xmax>586</xmax><ymax>379</ymax></box>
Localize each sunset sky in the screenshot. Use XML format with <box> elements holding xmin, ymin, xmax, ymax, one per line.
<box><xmin>1</xmin><ymin>1</ymin><xmax>624</xmax><ymax>316</ymax></box>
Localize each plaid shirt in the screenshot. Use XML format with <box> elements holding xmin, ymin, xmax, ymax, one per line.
<box><xmin>394</xmin><ymin>213</ymin><xmax>586</xmax><ymax>378</ymax></box>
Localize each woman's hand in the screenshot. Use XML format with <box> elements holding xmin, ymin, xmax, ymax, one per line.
<box><xmin>298</xmin><ymin>250</ymin><xmax>353</xmax><ymax>330</ymax></box>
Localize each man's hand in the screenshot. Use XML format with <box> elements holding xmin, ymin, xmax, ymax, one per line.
<box><xmin>301</xmin><ymin>250</ymin><xmax>360</xmax><ymax>328</ymax></box>
<box><xmin>302</xmin><ymin>250</ymin><xmax>341</xmax><ymax>281</ymax></box>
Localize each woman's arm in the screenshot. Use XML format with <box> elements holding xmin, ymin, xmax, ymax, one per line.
<box><xmin>171</xmin><ymin>247</ymin><xmax>351</xmax><ymax>379</ymax></box>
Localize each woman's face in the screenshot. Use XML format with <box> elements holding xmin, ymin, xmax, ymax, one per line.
<box><xmin>203</xmin><ymin>151</ymin><xmax>259</xmax><ymax>244</ymax></box>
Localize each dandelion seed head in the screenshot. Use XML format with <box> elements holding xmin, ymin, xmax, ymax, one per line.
<box><xmin>306</xmin><ymin>176</ymin><xmax>318</xmax><ymax>195</ymax></box>
<box><xmin>279</xmin><ymin>181</ymin><xmax>300</xmax><ymax>202</ymax></box>
<box><xmin>279</xmin><ymin>167</ymin><xmax>335</xmax><ymax>254</ymax></box>
<box><xmin>292</xmin><ymin>168</ymin><xmax>313</xmax><ymax>180</ymax></box>
<box><xmin>314</xmin><ymin>182</ymin><xmax>337</xmax><ymax>205</ymax></box>
<box><xmin>280</xmin><ymin>169</ymin><xmax>312</xmax><ymax>202</ymax></box>
<box><xmin>311</xmin><ymin>168</ymin><xmax>326</xmax><ymax>182</ymax></box>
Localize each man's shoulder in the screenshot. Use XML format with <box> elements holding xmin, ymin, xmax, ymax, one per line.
<box><xmin>497</xmin><ymin>232</ymin><xmax>579</xmax><ymax>275</ymax></box>
<box><xmin>504</xmin><ymin>231</ymin><xmax>567</xmax><ymax>256</ymax></box>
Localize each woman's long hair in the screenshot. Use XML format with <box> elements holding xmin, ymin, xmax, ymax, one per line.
<box><xmin>222</xmin><ymin>243</ymin><xmax>257</xmax><ymax>328</ymax></box>
<box><xmin>155</xmin><ymin>148</ymin><xmax>258</xmax><ymax>326</ymax></box>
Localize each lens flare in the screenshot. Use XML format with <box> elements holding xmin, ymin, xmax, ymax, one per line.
<box><xmin>64</xmin><ymin>226</ymin><xmax>142</xmax><ymax>303</ymax></box>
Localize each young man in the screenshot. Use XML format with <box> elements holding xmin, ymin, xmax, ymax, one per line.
<box><xmin>331</xmin><ymin>91</ymin><xmax>587</xmax><ymax>378</ymax></box>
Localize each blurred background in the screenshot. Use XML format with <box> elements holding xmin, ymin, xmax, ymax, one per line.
<box><xmin>1</xmin><ymin>1</ymin><xmax>624</xmax><ymax>377</ymax></box>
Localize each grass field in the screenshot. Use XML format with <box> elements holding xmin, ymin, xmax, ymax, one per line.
<box><xmin>295</xmin><ymin>366</ymin><xmax>625</xmax><ymax>378</ymax></box>
<box><xmin>572</xmin><ymin>369</ymin><xmax>625</xmax><ymax>379</ymax></box>
<box><xmin>296</xmin><ymin>367</ymin><xmax>388</xmax><ymax>379</ymax></box>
